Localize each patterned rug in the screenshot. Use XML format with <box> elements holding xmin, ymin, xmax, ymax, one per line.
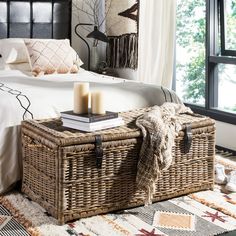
<box><xmin>0</xmin><ymin>153</ymin><xmax>235</xmax><ymax>236</ymax></box>
<box><xmin>0</xmin><ymin>204</ymin><xmax>30</xmax><ymax>236</ymax></box>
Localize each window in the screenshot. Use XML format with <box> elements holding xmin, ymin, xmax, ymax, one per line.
<box><xmin>175</xmin><ymin>0</ymin><xmax>236</xmax><ymax>124</ymax></box>
<box><xmin>218</xmin><ymin>64</ymin><xmax>236</xmax><ymax>113</ymax></box>
<box><xmin>176</xmin><ymin>0</ymin><xmax>206</xmax><ymax>106</ymax></box>
<box><xmin>220</xmin><ymin>0</ymin><xmax>236</xmax><ymax>55</ymax></box>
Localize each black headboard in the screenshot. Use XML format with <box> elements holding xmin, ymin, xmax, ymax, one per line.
<box><xmin>0</xmin><ymin>0</ymin><xmax>71</xmax><ymax>39</ymax></box>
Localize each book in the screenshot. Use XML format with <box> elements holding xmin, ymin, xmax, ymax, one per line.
<box><xmin>62</xmin><ymin>117</ymin><xmax>124</xmax><ymax>132</ymax></box>
<box><xmin>61</xmin><ymin>110</ymin><xmax>118</xmax><ymax>123</ymax></box>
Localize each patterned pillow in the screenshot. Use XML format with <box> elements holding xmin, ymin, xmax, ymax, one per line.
<box><xmin>24</xmin><ymin>39</ymin><xmax>81</xmax><ymax>76</ymax></box>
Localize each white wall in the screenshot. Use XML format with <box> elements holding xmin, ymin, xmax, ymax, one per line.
<box><xmin>216</xmin><ymin>121</ymin><xmax>236</xmax><ymax>150</ymax></box>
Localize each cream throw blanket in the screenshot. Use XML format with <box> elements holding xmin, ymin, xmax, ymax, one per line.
<box><xmin>136</xmin><ymin>103</ymin><xmax>193</xmax><ymax>204</ymax></box>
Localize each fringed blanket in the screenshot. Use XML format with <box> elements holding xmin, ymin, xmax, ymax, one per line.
<box><xmin>106</xmin><ymin>0</ymin><xmax>139</xmax><ymax>69</ymax></box>
<box><xmin>136</xmin><ymin>103</ymin><xmax>193</xmax><ymax>205</ymax></box>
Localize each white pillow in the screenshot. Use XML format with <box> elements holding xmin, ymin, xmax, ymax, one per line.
<box><xmin>69</xmin><ymin>44</ymin><xmax>83</xmax><ymax>67</ymax></box>
<box><xmin>5</xmin><ymin>62</ymin><xmax>31</xmax><ymax>71</ymax></box>
<box><xmin>0</xmin><ymin>46</ymin><xmax>5</xmax><ymax>70</ymax></box>
<box><xmin>0</xmin><ymin>38</ymin><xmax>30</xmax><ymax>64</ymax></box>
<box><xmin>0</xmin><ymin>41</ymin><xmax>5</xmax><ymax>70</ymax></box>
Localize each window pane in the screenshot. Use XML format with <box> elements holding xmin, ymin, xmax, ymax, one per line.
<box><xmin>176</xmin><ymin>0</ymin><xmax>205</xmax><ymax>105</ymax></box>
<box><xmin>217</xmin><ymin>64</ymin><xmax>236</xmax><ymax>113</ymax></box>
<box><xmin>224</xmin><ymin>0</ymin><xmax>236</xmax><ymax>50</ymax></box>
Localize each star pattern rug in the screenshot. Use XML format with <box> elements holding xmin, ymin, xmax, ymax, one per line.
<box><xmin>1</xmin><ymin>192</ymin><xmax>236</xmax><ymax>236</ymax></box>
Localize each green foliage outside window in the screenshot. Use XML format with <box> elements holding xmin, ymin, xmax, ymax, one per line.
<box><xmin>176</xmin><ymin>0</ymin><xmax>205</xmax><ymax>105</ymax></box>
<box><xmin>225</xmin><ymin>0</ymin><xmax>236</xmax><ymax>50</ymax></box>
<box><xmin>176</xmin><ymin>0</ymin><xmax>236</xmax><ymax>112</ymax></box>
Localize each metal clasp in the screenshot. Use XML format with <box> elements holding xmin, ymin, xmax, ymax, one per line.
<box><xmin>95</xmin><ymin>135</ymin><xmax>103</xmax><ymax>168</ymax></box>
<box><xmin>184</xmin><ymin>124</ymin><xmax>192</xmax><ymax>154</ymax></box>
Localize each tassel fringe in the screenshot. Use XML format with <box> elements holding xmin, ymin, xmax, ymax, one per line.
<box><xmin>107</xmin><ymin>33</ymin><xmax>138</xmax><ymax>70</ymax></box>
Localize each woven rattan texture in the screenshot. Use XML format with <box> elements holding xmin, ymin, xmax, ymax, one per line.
<box><xmin>21</xmin><ymin>107</ymin><xmax>215</xmax><ymax>224</ymax></box>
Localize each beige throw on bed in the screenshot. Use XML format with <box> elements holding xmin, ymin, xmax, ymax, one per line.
<box><xmin>136</xmin><ymin>102</ymin><xmax>193</xmax><ymax>205</ymax></box>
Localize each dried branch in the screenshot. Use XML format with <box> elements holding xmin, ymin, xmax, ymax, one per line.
<box><xmin>99</xmin><ymin>0</ymin><xmax>112</xmax><ymax>28</ymax></box>
<box><xmin>74</xmin><ymin>7</ymin><xmax>94</xmax><ymax>18</ymax></box>
<box><xmin>73</xmin><ymin>0</ymin><xmax>111</xmax><ymax>34</ymax></box>
<box><xmin>94</xmin><ymin>0</ymin><xmax>100</xmax><ymax>11</ymax></box>
<box><xmin>73</xmin><ymin>1</ymin><xmax>95</xmax><ymax>24</ymax></box>
<box><xmin>84</xmin><ymin>0</ymin><xmax>96</xmax><ymax>15</ymax></box>
<box><xmin>80</xmin><ymin>25</ymin><xmax>92</xmax><ymax>34</ymax></box>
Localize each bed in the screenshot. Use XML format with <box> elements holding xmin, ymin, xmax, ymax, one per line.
<box><xmin>0</xmin><ymin>0</ymin><xmax>181</xmax><ymax>194</ymax></box>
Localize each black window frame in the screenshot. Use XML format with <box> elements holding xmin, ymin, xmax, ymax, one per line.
<box><xmin>182</xmin><ymin>0</ymin><xmax>236</xmax><ymax>125</ymax></box>
<box><xmin>220</xmin><ymin>0</ymin><xmax>236</xmax><ymax>56</ymax></box>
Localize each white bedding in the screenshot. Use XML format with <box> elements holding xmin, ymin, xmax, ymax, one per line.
<box><xmin>0</xmin><ymin>69</ymin><xmax>181</xmax><ymax>193</ymax></box>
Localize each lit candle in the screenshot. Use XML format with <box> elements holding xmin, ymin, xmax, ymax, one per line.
<box><xmin>73</xmin><ymin>82</ymin><xmax>89</xmax><ymax>114</ymax></box>
<box><xmin>91</xmin><ymin>91</ymin><xmax>105</xmax><ymax>115</ymax></box>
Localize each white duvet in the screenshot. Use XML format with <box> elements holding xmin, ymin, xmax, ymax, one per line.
<box><xmin>0</xmin><ymin>69</ymin><xmax>181</xmax><ymax>193</ymax></box>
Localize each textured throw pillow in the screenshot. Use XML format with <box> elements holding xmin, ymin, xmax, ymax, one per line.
<box><xmin>24</xmin><ymin>39</ymin><xmax>81</xmax><ymax>76</ymax></box>
<box><xmin>0</xmin><ymin>38</ymin><xmax>31</xmax><ymax>71</ymax></box>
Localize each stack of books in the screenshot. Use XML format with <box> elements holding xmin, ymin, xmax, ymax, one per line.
<box><xmin>61</xmin><ymin>110</ymin><xmax>124</xmax><ymax>132</ymax></box>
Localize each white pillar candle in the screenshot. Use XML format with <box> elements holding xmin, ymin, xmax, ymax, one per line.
<box><xmin>91</xmin><ymin>91</ymin><xmax>105</xmax><ymax>115</ymax></box>
<box><xmin>73</xmin><ymin>82</ymin><xmax>89</xmax><ymax>114</ymax></box>
<box><xmin>88</xmin><ymin>92</ymin><xmax>91</xmax><ymax>110</ymax></box>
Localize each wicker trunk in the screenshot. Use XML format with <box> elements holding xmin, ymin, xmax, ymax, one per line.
<box><xmin>21</xmin><ymin>108</ymin><xmax>215</xmax><ymax>224</ymax></box>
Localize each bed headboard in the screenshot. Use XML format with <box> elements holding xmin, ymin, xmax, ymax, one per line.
<box><xmin>0</xmin><ymin>0</ymin><xmax>71</xmax><ymax>39</ymax></box>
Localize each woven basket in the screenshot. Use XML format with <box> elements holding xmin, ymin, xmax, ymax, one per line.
<box><xmin>21</xmin><ymin>107</ymin><xmax>215</xmax><ymax>224</ymax></box>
